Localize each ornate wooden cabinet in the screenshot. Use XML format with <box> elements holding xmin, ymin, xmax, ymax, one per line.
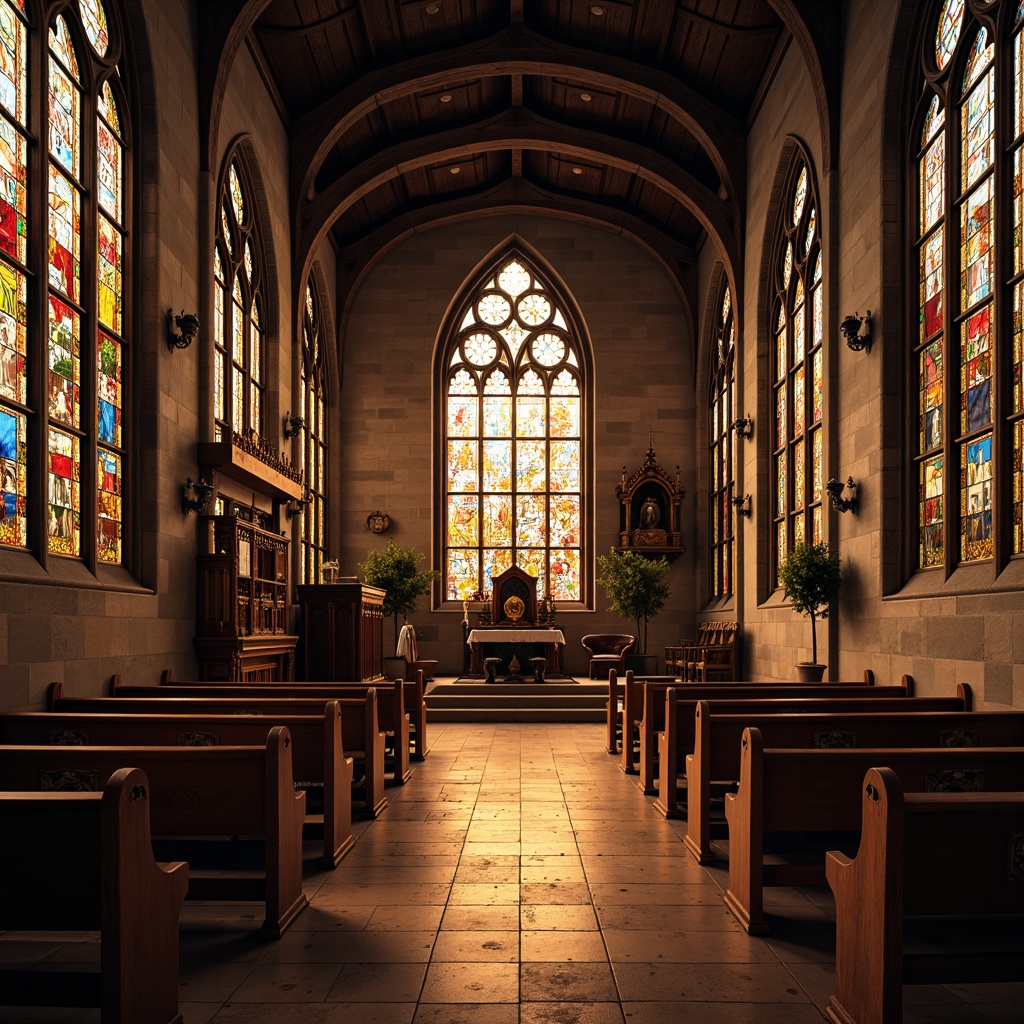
<box><xmin>296</xmin><ymin>582</ymin><xmax>385</xmax><ymax>682</ymax></box>
<box><xmin>194</xmin><ymin>513</ymin><xmax>298</xmax><ymax>680</ymax></box>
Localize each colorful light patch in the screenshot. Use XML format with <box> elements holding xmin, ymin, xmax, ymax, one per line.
<box><xmin>961</xmin><ymin>434</ymin><xmax>993</xmax><ymax>561</ymax></box>
<box><xmin>920</xmin><ymin>229</ymin><xmax>943</xmax><ymax>340</ymax></box>
<box><xmin>0</xmin><ymin>258</ymin><xmax>25</xmax><ymax>406</ymax></box>
<box><xmin>96</xmin><ymin>449</ymin><xmax>120</xmax><ymax>563</ymax></box>
<box><xmin>98</xmin><ymin>331</ymin><xmax>120</xmax><ymax>446</ymax></box>
<box><xmin>0</xmin><ymin>115</ymin><xmax>26</xmax><ymax>262</ymax></box>
<box><xmin>0</xmin><ymin>1</ymin><xmax>26</xmax><ymax>125</ymax></box>
<box><xmin>79</xmin><ymin>0</ymin><xmax>109</xmax><ymax>57</ymax></box>
<box><xmin>47</xmin><ymin>427</ymin><xmax>79</xmax><ymax>556</ymax></box>
<box><xmin>0</xmin><ymin>401</ymin><xmax>25</xmax><ymax>546</ymax></box>
<box><xmin>98</xmin><ymin>215</ymin><xmax>121</xmax><ymax>333</ymax></box>
<box><xmin>961</xmin><ymin>179</ymin><xmax>992</xmax><ymax>309</ymax></box>
<box><xmin>961</xmin><ymin>305</ymin><xmax>992</xmax><ymax>433</ymax></box>
<box><xmin>48</xmin><ymin>294</ymin><xmax>79</xmax><ymax>428</ymax></box>
<box><xmin>48</xmin><ymin>166</ymin><xmax>80</xmax><ymax>302</ymax></box>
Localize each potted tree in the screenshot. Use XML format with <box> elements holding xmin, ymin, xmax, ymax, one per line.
<box><xmin>359</xmin><ymin>540</ymin><xmax>440</xmax><ymax>679</ymax></box>
<box><xmin>777</xmin><ymin>540</ymin><xmax>844</xmax><ymax>681</ymax></box>
<box><xmin>595</xmin><ymin>548</ymin><xmax>671</xmax><ymax>675</ymax></box>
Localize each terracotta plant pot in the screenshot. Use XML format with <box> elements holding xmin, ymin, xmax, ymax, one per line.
<box><xmin>795</xmin><ymin>662</ymin><xmax>826</xmax><ymax>682</ymax></box>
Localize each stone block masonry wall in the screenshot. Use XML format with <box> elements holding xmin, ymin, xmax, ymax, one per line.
<box><xmin>338</xmin><ymin>215</ymin><xmax>699</xmax><ymax>678</ymax></box>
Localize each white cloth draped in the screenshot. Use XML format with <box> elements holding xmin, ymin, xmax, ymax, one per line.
<box><xmin>396</xmin><ymin>622</ymin><xmax>418</xmax><ymax>660</ymax></box>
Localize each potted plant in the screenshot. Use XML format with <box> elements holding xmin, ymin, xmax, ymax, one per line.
<box><xmin>777</xmin><ymin>540</ymin><xmax>843</xmax><ymax>681</ymax></box>
<box><xmin>595</xmin><ymin>547</ymin><xmax>671</xmax><ymax>675</ymax></box>
<box><xmin>359</xmin><ymin>540</ymin><xmax>440</xmax><ymax>678</ymax></box>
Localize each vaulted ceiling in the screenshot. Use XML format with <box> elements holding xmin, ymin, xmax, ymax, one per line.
<box><xmin>200</xmin><ymin>1</ymin><xmax>839</xmax><ymax>318</ymax></box>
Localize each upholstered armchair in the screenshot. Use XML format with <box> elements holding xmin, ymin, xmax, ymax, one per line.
<box><xmin>581</xmin><ymin>634</ymin><xmax>635</xmax><ymax>680</ymax></box>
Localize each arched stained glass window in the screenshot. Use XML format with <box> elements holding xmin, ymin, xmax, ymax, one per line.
<box><xmin>442</xmin><ymin>252</ymin><xmax>585</xmax><ymax>604</ymax></box>
<box><xmin>771</xmin><ymin>156</ymin><xmax>824</xmax><ymax>584</ymax></box>
<box><xmin>708</xmin><ymin>279</ymin><xmax>735</xmax><ymax>600</ymax></box>
<box><xmin>911</xmin><ymin>1</ymin><xmax>1022</xmax><ymax>572</ymax></box>
<box><xmin>0</xmin><ymin>0</ymin><xmax>131</xmax><ymax>567</ymax></box>
<box><xmin>214</xmin><ymin>154</ymin><xmax>265</xmax><ymax>442</ymax></box>
<box><xmin>299</xmin><ymin>276</ymin><xmax>327</xmax><ymax>585</ymax></box>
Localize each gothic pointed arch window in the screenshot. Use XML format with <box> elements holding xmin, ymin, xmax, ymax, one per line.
<box><xmin>299</xmin><ymin>275</ymin><xmax>327</xmax><ymax>585</ymax></box>
<box><xmin>214</xmin><ymin>152</ymin><xmax>265</xmax><ymax>442</ymax></box>
<box><xmin>442</xmin><ymin>252</ymin><xmax>586</xmax><ymax>605</ymax></box>
<box><xmin>910</xmin><ymin>0</ymin><xmax>1023</xmax><ymax>573</ymax></box>
<box><xmin>708</xmin><ymin>279</ymin><xmax>735</xmax><ymax>601</ymax></box>
<box><xmin>770</xmin><ymin>154</ymin><xmax>824</xmax><ymax>585</ymax></box>
<box><xmin>0</xmin><ymin>0</ymin><xmax>132</xmax><ymax>568</ymax></box>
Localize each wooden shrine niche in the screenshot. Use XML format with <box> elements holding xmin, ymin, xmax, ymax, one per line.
<box><xmin>616</xmin><ymin>440</ymin><xmax>685</xmax><ymax>556</ymax></box>
<box><xmin>488</xmin><ymin>565</ymin><xmax>538</xmax><ymax>626</ymax></box>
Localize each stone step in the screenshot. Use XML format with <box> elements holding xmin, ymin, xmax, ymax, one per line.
<box><xmin>424</xmin><ymin>681</ymin><xmax>608</xmax><ymax>722</ymax></box>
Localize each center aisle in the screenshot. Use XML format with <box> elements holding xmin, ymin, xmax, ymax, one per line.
<box><xmin>178</xmin><ymin>721</ymin><xmax>838</xmax><ymax>1023</ymax></box>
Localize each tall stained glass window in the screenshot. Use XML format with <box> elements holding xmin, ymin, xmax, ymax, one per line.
<box><xmin>912</xmin><ymin>1</ymin><xmax>1022</xmax><ymax>570</ymax></box>
<box><xmin>0</xmin><ymin>0</ymin><xmax>131</xmax><ymax>566</ymax></box>
<box><xmin>299</xmin><ymin>277</ymin><xmax>327</xmax><ymax>585</ymax></box>
<box><xmin>771</xmin><ymin>157</ymin><xmax>824</xmax><ymax>584</ymax></box>
<box><xmin>708</xmin><ymin>280</ymin><xmax>735</xmax><ymax>600</ymax></box>
<box><xmin>443</xmin><ymin>253</ymin><xmax>584</xmax><ymax>604</ymax></box>
<box><xmin>214</xmin><ymin>155</ymin><xmax>265</xmax><ymax>442</ymax></box>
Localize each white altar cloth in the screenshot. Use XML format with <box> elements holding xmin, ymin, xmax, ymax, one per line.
<box><xmin>467</xmin><ymin>629</ymin><xmax>565</xmax><ymax>645</ymax></box>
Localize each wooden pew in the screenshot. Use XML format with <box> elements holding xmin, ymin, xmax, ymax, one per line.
<box><xmin>654</xmin><ymin>684</ymin><xmax>973</xmax><ymax>822</ymax></box>
<box><xmin>826</xmin><ymin>767</ymin><xmax>1024</xmax><ymax>1024</ymax></box>
<box><xmin>158</xmin><ymin>668</ymin><xmax>429</xmax><ymax>762</ymax></box>
<box><xmin>0</xmin><ymin>726</ymin><xmax>307</xmax><ymax>938</ymax></box>
<box><xmin>119</xmin><ymin>674</ymin><xmax>411</xmax><ymax>783</ymax></box>
<box><xmin>683</xmin><ymin>692</ymin><xmax>1013</xmax><ymax>863</ymax></box>
<box><xmin>0</xmin><ymin>702</ymin><xmax>355</xmax><ymax>868</ymax></box>
<box><xmin>49</xmin><ymin>682</ymin><xmax>388</xmax><ymax>817</ymax></box>
<box><xmin>631</xmin><ymin>674</ymin><xmax>914</xmax><ymax>786</ymax></box>
<box><xmin>607</xmin><ymin>666</ymin><xmax>883</xmax><ymax>761</ymax></box>
<box><xmin>723</xmin><ymin>726</ymin><xmax>1024</xmax><ymax>935</ymax></box>
<box><xmin>0</xmin><ymin>767</ymin><xmax>188</xmax><ymax>1024</ymax></box>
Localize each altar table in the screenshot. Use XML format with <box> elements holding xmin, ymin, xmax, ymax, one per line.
<box><xmin>466</xmin><ymin>628</ymin><xmax>565</xmax><ymax>678</ymax></box>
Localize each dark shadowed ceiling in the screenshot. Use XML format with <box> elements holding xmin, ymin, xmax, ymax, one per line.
<box><xmin>213</xmin><ymin>1</ymin><xmax>837</xmax><ymax>308</ymax></box>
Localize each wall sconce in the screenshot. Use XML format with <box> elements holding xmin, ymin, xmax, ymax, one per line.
<box><xmin>182</xmin><ymin>477</ymin><xmax>214</xmax><ymax>516</ymax></box>
<box><xmin>286</xmin><ymin>486</ymin><xmax>310</xmax><ymax>519</ymax></box>
<box><xmin>283</xmin><ymin>412</ymin><xmax>304</xmax><ymax>439</ymax></box>
<box><xmin>825</xmin><ymin>476</ymin><xmax>858</xmax><ymax>514</ymax></box>
<box><xmin>732</xmin><ymin>415</ymin><xmax>754</xmax><ymax>440</ymax></box>
<box><xmin>840</xmin><ymin>310</ymin><xmax>871</xmax><ymax>352</ymax></box>
<box><xmin>167</xmin><ymin>309</ymin><xmax>200</xmax><ymax>351</ymax></box>
<box><xmin>731</xmin><ymin>493</ymin><xmax>751</xmax><ymax>518</ymax></box>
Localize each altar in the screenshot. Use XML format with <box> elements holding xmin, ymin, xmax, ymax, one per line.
<box><xmin>466</xmin><ymin>628</ymin><xmax>565</xmax><ymax>678</ymax></box>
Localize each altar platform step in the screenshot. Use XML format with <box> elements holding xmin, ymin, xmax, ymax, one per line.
<box><xmin>424</xmin><ymin>681</ymin><xmax>607</xmax><ymax>722</ymax></box>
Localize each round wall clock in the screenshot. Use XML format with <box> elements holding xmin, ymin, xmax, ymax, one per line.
<box><xmin>366</xmin><ymin>511</ymin><xmax>390</xmax><ymax>534</ymax></box>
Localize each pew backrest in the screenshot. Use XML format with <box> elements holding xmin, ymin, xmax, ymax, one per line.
<box><xmin>0</xmin><ymin>767</ymin><xmax>189</xmax><ymax>1024</ymax></box>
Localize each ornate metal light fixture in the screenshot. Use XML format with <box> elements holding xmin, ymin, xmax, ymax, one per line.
<box><xmin>167</xmin><ymin>309</ymin><xmax>200</xmax><ymax>351</ymax></box>
<box><xmin>825</xmin><ymin>476</ymin><xmax>858</xmax><ymax>514</ymax></box>
<box><xmin>283</xmin><ymin>411</ymin><xmax>304</xmax><ymax>439</ymax></box>
<box><xmin>181</xmin><ymin>477</ymin><xmax>214</xmax><ymax>516</ymax></box>
<box><xmin>840</xmin><ymin>311</ymin><xmax>871</xmax><ymax>352</ymax></box>
<box><xmin>731</xmin><ymin>493</ymin><xmax>751</xmax><ymax>518</ymax></box>
<box><xmin>732</xmin><ymin>415</ymin><xmax>754</xmax><ymax>440</ymax></box>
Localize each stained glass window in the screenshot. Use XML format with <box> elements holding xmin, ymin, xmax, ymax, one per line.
<box><xmin>299</xmin><ymin>276</ymin><xmax>328</xmax><ymax>586</ymax></box>
<box><xmin>0</xmin><ymin>0</ymin><xmax>131</xmax><ymax>566</ymax></box>
<box><xmin>772</xmin><ymin>156</ymin><xmax>824</xmax><ymax>585</ymax></box>
<box><xmin>912</xmin><ymin>1</ymin><xmax>1017</xmax><ymax>570</ymax></box>
<box><xmin>442</xmin><ymin>253</ymin><xmax>584</xmax><ymax>604</ymax></box>
<box><xmin>708</xmin><ymin>279</ymin><xmax>735</xmax><ymax>601</ymax></box>
<box><xmin>214</xmin><ymin>154</ymin><xmax>265</xmax><ymax>441</ymax></box>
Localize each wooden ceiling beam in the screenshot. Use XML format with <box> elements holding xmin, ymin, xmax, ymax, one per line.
<box><xmin>288</xmin><ymin>24</ymin><xmax>744</xmax><ymax>211</ymax></box>
<box><xmin>295</xmin><ymin>108</ymin><xmax>739</xmax><ymax>285</ymax></box>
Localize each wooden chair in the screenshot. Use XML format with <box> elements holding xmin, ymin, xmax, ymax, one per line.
<box><xmin>681</xmin><ymin>621</ymin><xmax>738</xmax><ymax>681</ymax></box>
<box><xmin>582</xmin><ymin>633</ymin><xmax>635</xmax><ymax>679</ymax></box>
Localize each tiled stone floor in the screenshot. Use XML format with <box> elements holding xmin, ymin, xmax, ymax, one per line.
<box><xmin>4</xmin><ymin>719</ymin><xmax>1024</xmax><ymax>1022</ymax></box>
